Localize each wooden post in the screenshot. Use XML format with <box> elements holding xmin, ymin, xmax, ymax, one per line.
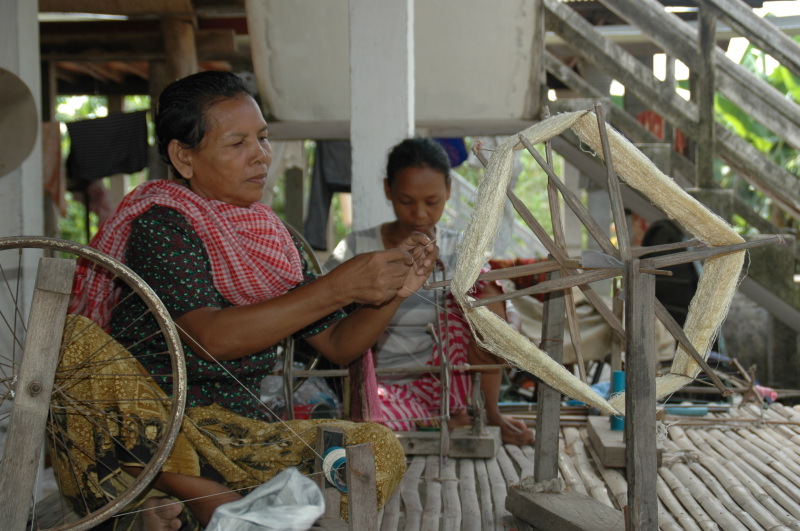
<box><xmin>534</xmin><ymin>267</ymin><xmax>566</xmax><ymax>482</ymax></box>
<box><xmin>0</xmin><ymin>258</ymin><xmax>75</xmax><ymax>531</ymax></box>
<box><xmin>284</xmin><ymin>166</ymin><xmax>306</xmax><ymax>235</ymax></box>
<box><xmin>695</xmin><ymin>5</ymin><xmax>716</xmax><ymax>189</ymax></box>
<box><xmin>624</xmin><ymin>259</ymin><xmax>658</xmax><ymax>528</ymax></box>
<box><xmin>148</xmin><ymin>61</ymin><xmax>170</xmax><ymax>181</ymax></box>
<box><xmin>161</xmin><ymin>14</ymin><xmax>199</xmax><ymax>82</ymax></box>
<box><xmin>345</xmin><ymin>443</ymin><xmax>378</xmax><ymax>530</ymax></box>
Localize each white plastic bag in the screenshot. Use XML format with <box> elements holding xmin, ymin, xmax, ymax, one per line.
<box><xmin>205</xmin><ymin>467</ymin><xmax>325</xmax><ymax>531</ymax></box>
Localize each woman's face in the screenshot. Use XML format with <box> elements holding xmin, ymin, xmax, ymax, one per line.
<box><xmin>180</xmin><ymin>93</ymin><xmax>272</xmax><ymax>207</ymax></box>
<box><xmin>385</xmin><ymin>165</ymin><xmax>450</xmax><ymax>237</ymax></box>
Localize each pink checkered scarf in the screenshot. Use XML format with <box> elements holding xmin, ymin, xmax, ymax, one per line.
<box><xmin>70</xmin><ymin>180</ymin><xmax>303</xmax><ymax>328</ymax></box>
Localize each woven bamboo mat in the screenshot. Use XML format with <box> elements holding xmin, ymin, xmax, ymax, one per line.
<box><xmin>379</xmin><ymin>403</ymin><xmax>800</xmax><ymax>530</ymax></box>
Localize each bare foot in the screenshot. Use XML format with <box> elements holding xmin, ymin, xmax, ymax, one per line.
<box><xmin>137</xmin><ymin>497</ymin><xmax>183</xmax><ymax>531</ymax></box>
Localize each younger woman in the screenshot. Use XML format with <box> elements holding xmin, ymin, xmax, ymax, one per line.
<box><xmin>325</xmin><ymin>137</ymin><xmax>534</xmax><ymax>446</ymax></box>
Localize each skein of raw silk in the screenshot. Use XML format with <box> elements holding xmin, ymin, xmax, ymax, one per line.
<box><xmin>451</xmin><ymin>110</ymin><xmax>744</xmax><ymax>416</ymax></box>
<box><xmin>569</xmin><ymin>114</ymin><xmax>744</xmax><ymax>412</ymax></box>
<box><xmin>451</xmin><ymin>110</ymin><xmax>619</xmax><ymax>416</ymax></box>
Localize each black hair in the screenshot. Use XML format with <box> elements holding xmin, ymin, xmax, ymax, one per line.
<box><xmin>155</xmin><ymin>70</ymin><xmax>254</xmax><ymax>179</ymax></box>
<box><xmin>386</xmin><ymin>137</ymin><xmax>451</xmax><ymax>188</ymax></box>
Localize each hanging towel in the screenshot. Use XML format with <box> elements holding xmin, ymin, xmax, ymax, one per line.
<box><xmin>66</xmin><ymin>110</ymin><xmax>148</xmax><ymax>181</ymax></box>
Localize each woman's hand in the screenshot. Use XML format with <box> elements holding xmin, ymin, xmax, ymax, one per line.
<box><xmin>488</xmin><ymin>413</ymin><xmax>536</xmax><ymax>446</ymax></box>
<box><xmin>396</xmin><ymin>231</ymin><xmax>439</xmax><ymax>298</ymax></box>
<box><xmin>325</xmin><ymin>248</ymin><xmax>417</xmax><ymax>306</ymax></box>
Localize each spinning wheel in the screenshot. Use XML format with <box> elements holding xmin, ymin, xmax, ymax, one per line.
<box><xmin>446</xmin><ymin>103</ymin><xmax>781</xmax><ymax>526</ymax></box>
<box><xmin>0</xmin><ymin>236</ymin><xmax>186</xmax><ymax>531</ymax></box>
<box><xmin>451</xmin><ymin>104</ymin><xmax>779</xmax><ymax>413</ymax></box>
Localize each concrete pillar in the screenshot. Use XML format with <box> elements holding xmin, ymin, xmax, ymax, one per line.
<box><xmin>0</xmin><ymin>0</ymin><xmax>42</xmax><ymax>239</ymax></box>
<box><xmin>349</xmin><ymin>0</ymin><xmax>414</xmax><ymax>231</ymax></box>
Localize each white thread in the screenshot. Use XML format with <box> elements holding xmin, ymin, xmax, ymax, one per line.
<box><xmin>322</xmin><ymin>446</ymin><xmax>348</xmax><ymax>493</ymax></box>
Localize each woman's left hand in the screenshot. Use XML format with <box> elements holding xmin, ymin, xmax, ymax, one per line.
<box><xmin>489</xmin><ymin>413</ymin><xmax>536</xmax><ymax>446</ymax></box>
<box><xmin>397</xmin><ymin>232</ymin><xmax>438</xmax><ymax>297</ymax></box>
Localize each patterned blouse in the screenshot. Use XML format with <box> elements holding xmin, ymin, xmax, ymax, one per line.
<box><xmin>110</xmin><ymin>205</ymin><xmax>345</xmax><ymax>421</ymax></box>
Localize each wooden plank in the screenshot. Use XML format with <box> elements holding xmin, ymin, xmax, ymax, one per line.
<box><xmin>587</xmin><ymin>416</ymin><xmax>664</xmax><ymax>469</ymax></box>
<box><xmin>441</xmin><ymin>458</ymin><xmax>460</xmax><ymax>531</ymax></box>
<box><xmin>474</xmin><ymin>459</ymin><xmax>495</xmax><ymax>531</ymax></box>
<box><xmin>521</xmin><ymin>445</ymin><xmax>536</xmax><ymax>467</ymax></box>
<box><xmin>506</xmin><ymin>487</ymin><xmax>625</xmax><ymax>531</ymax></box>
<box><xmin>345</xmin><ymin>443</ymin><xmax>377</xmax><ymax>530</ymax></box>
<box><xmin>535</xmin><ymin>269</ymin><xmax>566</xmax><ymax>482</ymax></box>
<box><xmin>544</xmin><ymin>0</ymin><xmax>699</xmax><ymax>138</ymax></box>
<box><xmin>505</xmin><ymin>444</ymin><xmax>534</xmax><ymax>481</ymax></box>
<box><xmin>32</xmin><ymin>490</ymin><xmax>79</xmax><ymax>529</ymax></box>
<box><xmin>379</xmin><ymin>487</ymin><xmax>400</xmax><ymax>531</ymax></box>
<box><xmin>315</xmin><ymin>427</ymin><xmax>345</xmax><ymax>520</ymax></box>
<box><xmin>587</xmin><ymin>416</ymin><xmax>627</xmax><ymax>469</ymax></box>
<box><xmin>39</xmin><ymin>0</ymin><xmax>194</xmax><ymax>14</ymax></box>
<box><xmin>551</xmin><ymin>0</ymin><xmax>800</xmax><ymax>221</ymax></box>
<box><xmin>458</xmin><ymin>459</ymin><xmax>481</xmax><ymax>531</ymax></box>
<box><xmin>624</xmin><ymin>260</ymin><xmax>659</xmax><ymax>528</ymax></box>
<box><xmin>486</xmin><ymin>457</ymin><xmax>511</xmax><ymax>530</ymax></box>
<box><xmin>396</xmin><ymin>427</ymin><xmax>501</xmax><ymax>458</ymax></box>
<box><xmin>400</xmin><ymin>456</ymin><xmax>425</xmax><ymax>531</ymax></box>
<box><xmin>495</xmin><ymin>446</ymin><xmax>520</xmax><ymax>486</ymax></box>
<box><xmin>597</xmin><ymin>0</ymin><xmax>800</xmax><ymax>151</ymax></box>
<box><xmin>706</xmin><ymin>0</ymin><xmax>800</xmax><ymax>75</ymax></box>
<box><xmin>0</xmin><ymin>258</ymin><xmax>74</xmax><ymax>531</ymax></box>
<box><xmin>559</xmin><ymin>451</ymin><xmax>589</xmax><ymax>496</ymax></box>
<box><xmin>420</xmin><ymin>456</ymin><xmax>441</xmax><ymax>531</ymax></box>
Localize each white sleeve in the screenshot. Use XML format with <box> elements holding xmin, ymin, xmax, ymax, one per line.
<box><xmin>322</xmin><ymin>232</ymin><xmax>357</xmax><ymax>273</ymax></box>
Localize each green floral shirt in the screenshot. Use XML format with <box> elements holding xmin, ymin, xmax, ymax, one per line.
<box><xmin>110</xmin><ymin>205</ymin><xmax>344</xmax><ymax>420</ymax></box>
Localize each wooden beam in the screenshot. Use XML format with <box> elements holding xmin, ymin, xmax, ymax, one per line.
<box><xmin>597</xmin><ymin>0</ymin><xmax>800</xmax><ymax>151</ymax></box>
<box><xmin>544</xmin><ymin>0</ymin><xmax>699</xmax><ymax>138</ymax></box>
<box><xmin>162</xmin><ymin>14</ymin><xmax>199</xmax><ymax>80</ymax></box>
<box><xmin>506</xmin><ymin>487</ymin><xmax>625</xmax><ymax>531</ymax></box>
<box><xmin>39</xmin><ymin>0</ymin><xmax>193</xmax><ymax>15</ymax></box>
<box><xmin>545</xmin><ymin>84</ymin><xmax>782</xmax><ymax>235</ymax></box>
<box><xmin>705</xmin><ymin>0</ymin><xmax>800</xmax><ymax>78</ymax></box>
<box><xmin>40</xmin><ymin>29</ymin><xmax>239</xmax><ymax>61</ymax></box>
<box><xmin>696</xmin><ymin>6</ymin><xmax>716</xmax><ymax>189</ymax></box>
<box><xmin>545</xmin><ymin>0</ymin><xmax>800</xmax><ymax>223</ymax></box>
<box><xmin>0</xmin><ymin>258</ymin><xmax>75</xmax><ymax>531</ymax></box>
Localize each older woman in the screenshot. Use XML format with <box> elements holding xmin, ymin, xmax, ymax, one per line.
<box><xmin>62</xmin><ymin>71</ymin><xmax>436</xmax><ymax>530</ymax></box>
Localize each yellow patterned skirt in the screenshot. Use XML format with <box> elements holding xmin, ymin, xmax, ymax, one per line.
<box><xmin>52</xmin><ymin>316</ymin><xmax>406</xmax><ymax>529</ymax></box>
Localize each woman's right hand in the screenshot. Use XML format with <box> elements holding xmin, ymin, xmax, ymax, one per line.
<box><xmin>325</xmin><ymin>248</ymin><xmax>416</xmax><ymax>306</ymax></box>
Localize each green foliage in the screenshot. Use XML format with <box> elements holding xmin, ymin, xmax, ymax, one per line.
<box><xmin>456</xmin><ymin>138</ymin><xmax>556</xmax><ymax>236</ymax></box>
<box><xmin>713</xmin><ymin>36</ymin><xmax>800</xmax><ymax>233</ymax></box>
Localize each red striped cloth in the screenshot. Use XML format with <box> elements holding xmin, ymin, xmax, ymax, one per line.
<box><xmin>375</xmin><ymin>291</ymin><xmax>474</xmax><ymax>431</ymax></box>
<box><xmin>70</xmin><ymin>180</ymin><xmax>303</xmax><ymax>328</ymax></box>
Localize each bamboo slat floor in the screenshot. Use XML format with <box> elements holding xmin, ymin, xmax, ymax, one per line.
<box><xmin>377</xmin><ymin>403</ymin><xmax>800</xmax><ymax>530</ymax></box>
